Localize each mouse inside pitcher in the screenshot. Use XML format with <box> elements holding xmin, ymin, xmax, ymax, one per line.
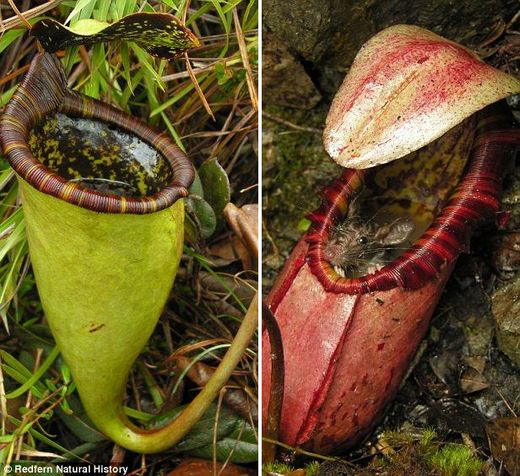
<box><xmin>323</xmin><ymin>194</ymin><xmax>416</xmax><ymax>277</ymax></box>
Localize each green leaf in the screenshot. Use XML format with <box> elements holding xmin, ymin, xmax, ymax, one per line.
<box><xmin>7</xmin><ymin>416</ymin><xmax>92</xmax><ymax>459</ymax></box>
<box><xmin>0</xmin><ymin>17</ymin><xmax>41</xmax><ymax>56</ymax></box>
<box><xmin>161</xmin><ymin>0</ymin><xmax>178</xmax><ymax>8</ymax></box>
<box><xmin>151</xmin><ymin>80</ymin><xmax>197</xmax><ymax>116</ymax></box>
<box><xmin>209</xmin><ymin>0</ymin><xmax>230</xmax><ymax>34</ymax></box>
<box><xmin>119</xmin><ymin>42</ymin><xmax>133</xmax><ymax>94</ymax></box>
<box><xmin>146</xmin><ymin>402</ymin><xmax>239</xmax><ymax>452</ymax></box>
<box><xmin>243</xmin><ymin>0</ymin><xmax>258</xmax><ymax>30</ymax></box>
<box><xmin>160</xmin><ymin>111</ymin><xmax>186</xmax><ymax>152</ymax></box>
<box><xmin>32</xmin><ymin>12</ymin><xmax>200</xmax><ymax>59</ymax></box>
<box><xmin>95</xmin><ymin>1</ymin><xmax>111</xmax><ymax>22</ymax></box>
<box><xmin>0</xmin><ymin>29</ymin><xmax>26</xmax><ymax>56</ymax></box>
<box><xmin>188</xmin><ymin>420</ymin><xmax>258</xmax><ymax>463</ymax></box>
<box><xmin>189</xmin><ymin>170</ymin><xmax>204</xmax><ymax>198</ymax></box>
<box><xmin>122</xmin><ymin>0</ymin><xmax>138</xmax><ymax>17</ymax></box>
<box><xmin>186</xmin><ymin>195</ymin><xmax>217</xmax><ymax>239</ymax></box>
<box><xmin>214</xmin><ymin>61</ymin><xmax>233</xmax><ymax>85</ymax></box>
<box><xmin>0</xmin><ymin>85</ymin><xmax>17</xmax><ymax>108</ymax></box>
<box><xmin>130</xmin><ymin>43</ymin><xmax>166</xmax><ymax>92</ymax></box>
<box><xmin>0</xmin><ymin>350</ymin><xmax>32</xmax><ymax>379</ymax></box>
<box><xmin>297</xmin><ymin>217</ymin><xmax>312</xmax><ymax>233</ymax></box>
<box><xmin>64</xmin><ymin>0</ymin><xmax>98</xmax><ymax>24</ymax></box>
<box><xmin>84</xmin><ymin>43</ymin><xmax>106</xmax><ymax>98</ymax></box>
<box><xmin>198</xmin><ymin>158</ymin><xmax>231</xmax><ymax>225</ymax></box>
<box><xmin>186</xmin><ymin>3</ymin><xmax>213</xmax><ymax>26</ymax></box>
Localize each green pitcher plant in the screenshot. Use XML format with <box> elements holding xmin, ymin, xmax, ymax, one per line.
<box><xmin>0</xmin><ymin>15</ymin><xmax>257</xmax><ymax>454</ymax></box>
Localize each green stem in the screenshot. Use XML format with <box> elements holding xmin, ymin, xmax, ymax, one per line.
<box><xmin>104</xmin><ymin>293</ymin><xmax>258</xmax><ymax>453</ymax></box>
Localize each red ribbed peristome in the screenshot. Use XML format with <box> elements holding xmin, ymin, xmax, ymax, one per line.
<box><xmin>306</xmin><ymin>104</ymin><xmax>519</xmax><ymax>294</ymax></box>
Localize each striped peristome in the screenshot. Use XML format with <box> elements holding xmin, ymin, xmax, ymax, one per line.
<box><xmin>0</xmin><ymin>53</ymin><xmax>194</xmax><ymax>215</ymax></box>
<box><xmin>306</xmin><ymin>104</ymin><xmax>519</xmax><ymax>294</ymax></box>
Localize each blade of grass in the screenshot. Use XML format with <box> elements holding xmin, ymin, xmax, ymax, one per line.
<box><xmin>160</xmin><ymin>112</ymin><xmax>187</xmax><ymax>152</ymax></box>
<box><xmin>150</xmin><ymin>80</ymin><xmax>197</xmax><ymax>116</ymax></box>
<box><xmin>233</xmin><ymin>8</ymin><xmax>257</xmax><ymax>110</ymax></box>
<box><xmin>209</xmin><ymin>0</ymin><xmax>230</xmax><ymax>34</ymax></box>
<box><xmin>185</xmin><ymin>3</ymin><xmax>213</xmax><ymax>26</ymax></box>
<box><xmin>0</xmin><ymin>351</ymin><xmax>33</xmax><ymax>380</ymax></box>
<box><xmin>0</xmin><ymin>29</ymin><xmax>27</xmax><ymax>56</ymax></box>
<box><xmin>185</xmin><ymin>247</ymin><xmax>247</xmax><ymax>313</ymax></box>
<box><xmin>170</xmin><ymin>344</ymin><xmax>231</xmax><ymax>398</ymax></box>
<box><xmin>65</xmin><ymin>0</ymin><xmax>98</xmax><ymax>25</ymax></box>
<box><xmin>8</xmin><ymin>416</ymin><xmax>95</xmax><ymax>460</ymax></box>
<box><xmin>130</xmin><ymin>43</ymin><xmax>166</xmax><ymax>92</ymax></box>
<box><xmin>6</xmin><ymin>347</ymin><xmax>59</xmax><ymax>399</ymax></box>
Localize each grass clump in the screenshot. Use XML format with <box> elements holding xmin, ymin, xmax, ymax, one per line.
<box><xmin>428</xmin><ymin>444</ymin><xmax>485</xmax><ymax>476</ymax></box>
<box><xmin>304</xmin><ymin>461</ymin><xmax>320</xmax><ymax>475</ymax></box>
<box><xmin>351</xmin><ymin>429</ymin><xmax>487</xmax><ymax>475</ymax></box>
<box><xmin>262</xmin><ymin>461</ymin><xmax>295</xmax><ymax>475</ymax></box>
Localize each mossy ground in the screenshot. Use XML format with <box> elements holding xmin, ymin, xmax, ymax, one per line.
<box><xmin>262</xmin><ymin>103</ymin><xmax>341</xmax><ymax>290</ymax></box>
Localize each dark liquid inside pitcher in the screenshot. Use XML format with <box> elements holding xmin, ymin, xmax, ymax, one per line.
<box><xmin>28</xmin><ymin>114</ymin><xmax>174</xmax><ymax>197</ymax></box>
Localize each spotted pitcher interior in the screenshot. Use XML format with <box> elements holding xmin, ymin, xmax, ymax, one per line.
<box><xmin>28</xmin><ymin>113</ymin><xmax>174</xmax><ymax>197</ymax></box>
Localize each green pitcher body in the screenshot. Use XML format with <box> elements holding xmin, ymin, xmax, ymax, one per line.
<box><xmin>0</xmin><ymin>53</ymin><xmax>203</xmax><ymax>452</ymax></box>
<box><xmin>20</xmin><ymin>181</ymin><xmax>184</xmax><ymax>435</ymax></box>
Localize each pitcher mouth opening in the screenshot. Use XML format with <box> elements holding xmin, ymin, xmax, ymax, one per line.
<box><xmin>0</xmin><ymin>53</ymin><xmax>194</xmax><ymax>214</ymax></box>
<box><xmin>306</xmin><ymin>106</ymin><xmax>511</xmax><ymax>294</ymax></box>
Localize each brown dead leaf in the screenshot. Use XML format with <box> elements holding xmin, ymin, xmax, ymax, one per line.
<box><xmin>463</xmin><ymin>356</ymin><xmax>486</xmax><ymax>374</ymax></box>
<box><xmin>485</xmin><ymin>417</ymin><xmax>520</xmax><ymax>475</ymax></box>
<box><xmin>167</xmin><ymin>458</ymin><xmax>255</xmax><ymax>476</ymax></box>
<box><xmin>459</xmin><ymin>367</ymin><xmax>489</xmax><ymax>394</ymax></box>
<box><xmin>209</xmin><ymin>235</ymin><xmax>252</xmax><ymax>268</ymax></box>
<box><xmin>223</xmin><ymin>203</ymin><xmax>258</xmax><ymax>269</ymax></box>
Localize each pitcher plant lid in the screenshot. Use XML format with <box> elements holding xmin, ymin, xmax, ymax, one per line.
<box><xmin>323</xmin><ymin>25</ymin><xmax>520</xmax><ymax>169</ymax></box>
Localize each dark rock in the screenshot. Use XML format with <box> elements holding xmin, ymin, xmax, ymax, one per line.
<box><xmin>415</xmin><ymin>398</ymin><xmax>487</xmax><ymax>439</ymax></box>
<box><xmin>370</xmin><ymin>0</ymin><xmax>519</xmax><ymax>48</ymax></box>
<box><xmin>264</xmin><ymin>0</ymin><xmax>374</xmax><ymax>66</ymax></box>
<box><xmin>263</xmin><ymin>31</ymin><xmax>321</xmax><ymax>109</ymax></box>
<box><xmin>491</xmin><ymin>274</ymin><xmax>520</xmax><ymax>367</ymax></box>
<box><xmin>265</xmin><ymin>0</ymin><xmax>518</xmax><ymax>72</ymax></box>
<box><xmin>491</xmin><ymin>232</ymin><xmax>520</xmax><ymax>275</ymax></box>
